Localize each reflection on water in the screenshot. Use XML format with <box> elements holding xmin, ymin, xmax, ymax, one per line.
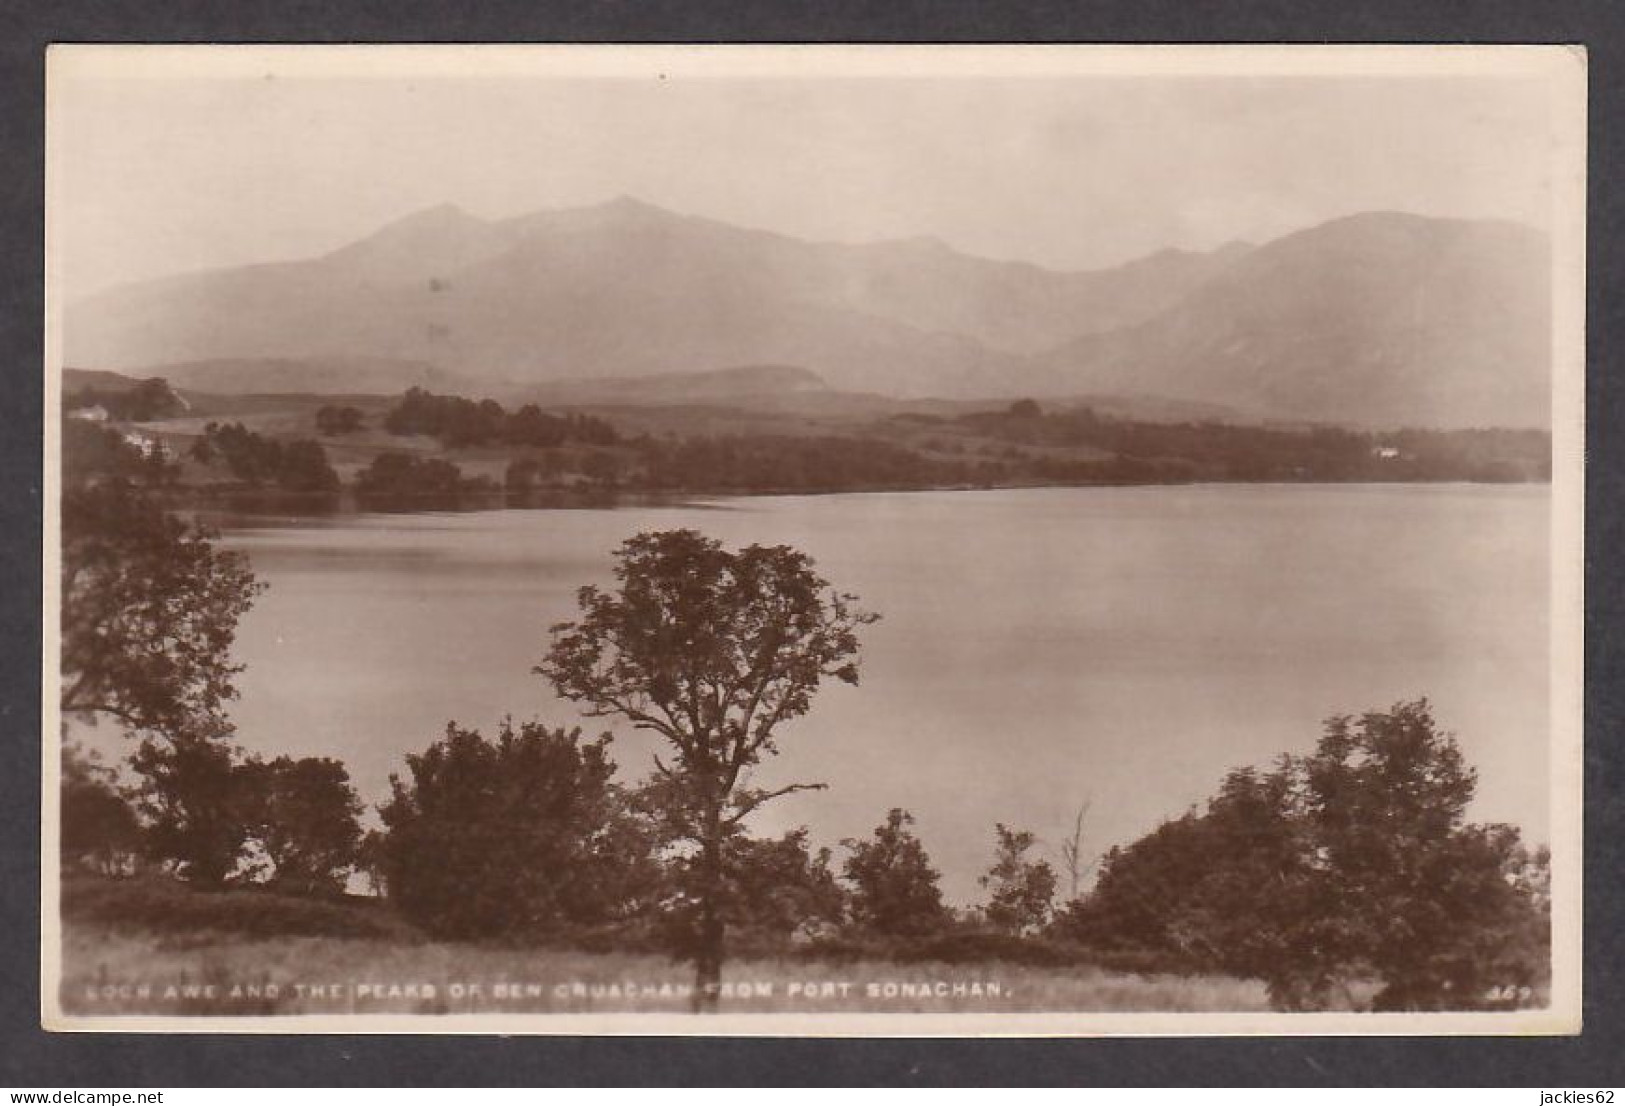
<box><xmin>209</xmin><ymin>484</ymin><xmax>1550</xmax><ymax>902</ymax></box>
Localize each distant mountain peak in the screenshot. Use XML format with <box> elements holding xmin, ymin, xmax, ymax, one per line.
<box><xmin>320</xmin><ymin>201</ymin><xmax>492</xmax><ymax>269</ymax></box>
<box><xmin>1295</xmin><ymin>208</ymin><xmax>1541</xmax><ymax>240</ymax></box>
<box><xmin>884</xmin><ymin>233</ymin><xmax>954</xmax><ymax>253</ymax></box>
<box><xmin>567</xmin><ymin>194</ymin><xmax>687</xmax><ymax>225</ymax></box>
<box><xmin>599</xmin><ymin>193</ymin><xmax>665</xmax><ymax>214</ymax></box>
<box><xmin>417</xmin><ymin>200</ymin><xmax>476</xmax><ymax>219</ymax></box>
<box><xmin>371</xmin><ymin>201</ymin><xmax>484</xmax><ymax>233</ymax></box>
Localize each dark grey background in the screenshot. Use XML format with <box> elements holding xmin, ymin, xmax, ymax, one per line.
<box><xmin>1</xmin><ymin>0</ymin><xmax>1621</xmax><ymax>1086</ymax></box>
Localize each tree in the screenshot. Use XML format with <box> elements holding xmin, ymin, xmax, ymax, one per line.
<box><xmin>60</xmin><ymin>744</ymin><xmax>141</xmax><ymax>876</ymax></box>
<box><xmin>63</xmin><ymin>420</ymin><xmax>147</xmax><ymax>487</ymax></box>
<box><xmin>537</xmin><ymin>529</ymin><xmax>877</xmax><ymax>1010</ymax></box>
<box><xmin>315</xmin><ymin>405</ymin><xmax>364</xmax><ymax>436</ymax></box>
<box><xmin>580</xmin><ymin>449</ymin><xmax>620</xmax><ymax>486</ymax></box>
<box><xmin>979</xmin><ymin>823</ymin><xmax>1057</xmax><ymax>935</ymax></box>
<box><xmin>125</xmin><ymin>377</ymin><xmax>183</xmax><ymax>421</ymax></box>
<box><xmin>197</xmin><ymin>422</ymin><xmax>283</xmax><ymax>485</ymax></box>
<box><xmin>60</xmin><ymin>476</ymin><xmax>265</xmax><ymax>887</ymax></box>
<box><xmin>376</xmin><ymin>720</ymin><xmax>656</xmax><ymax>940</ymax></box>
<box><xmin>1297</xmin><ymin>700</ymin><xmax>1548</xmax><ymax>1009</ymax></box>
<box><xmin>238</xmin><ymin>756</ymin><xmax>364</xmax><ymax>896</ymax></box>
<box><xmin>187</xmin><ymin>435</ymin><xmax>215</xmax><ymax>466</ymax></box>
<box><xmin>1061</xmin><ymin>700</ymin><xmax>1550</xmax><ymax>1011</ymax></box>
<box><xmin>275</xmin><ymin>440</ymin><xmax>340</xmax><ymax>493</ymax></box>
<box><xmin>65</xmin><ymin>377</ymin><xmax>183</xmax><ymax>422</ymax></box>
<box><xmin>724</xmin><ymin>827</ymin><xmax>846</xmax><ymax>941</ymax></box>
<box><xmin>842</xmin><ymin>808</ymin><xmax>947</xmax><ymax>939</ymax></box>
<box><xmin>192</xmin><ymin>423</ymin><xmax>337</xmax><ymax>491</ymax></box>
<box><xmin>130</xmin><ymin>728</ymin><xmax>253</xmax><ymax>887</ymax></box>
<box><xmin>647</xmin><ymin>823</ymin><xmax>847</xmax><ymax>959</ymax></box>
<box><xmin>1059</xmin><ymin>763</ymin><xmax>1323</xmax><ymax>998</ymax></box>
<box><xmin>355</xmin><ymin>452</ymin><xmax>470</xmax><ymax>498</ymax></box>
<box><xmin>1059</xmin><ymin>799</ymin><xmax>1092</xmax><ymax>902</ymax></box>
<box><xmin>61</xmin><ymin>480</ymin><xmax>262</xmax><ymax>741</ymax></box>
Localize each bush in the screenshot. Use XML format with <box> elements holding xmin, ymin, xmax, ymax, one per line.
<box><xmin>900</xmin><ymin>928</ymin><xmax>1077</xmax><ymax>968</ymax></box>
<box><xmin>237</xmin><ymin>756</ymin><xmax>364</xmax><ymax>896</ymax></box>
<box><xmin>355</xmin><ymin>452</ymin><xmax>478</xmax><ymax>499</ymax></box>
<box><xmin>376</xmin><ymin>720</ymin><xmax>658</xmax><ymax>940</ymax></box>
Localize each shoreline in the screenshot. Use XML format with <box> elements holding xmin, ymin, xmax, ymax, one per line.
<box><xmin>165</xmin><ymin>473</ymin><xmax>1555</xmax><ymax>523</ymax></box>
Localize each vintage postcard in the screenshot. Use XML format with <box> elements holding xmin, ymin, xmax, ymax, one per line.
<box><xmin>42</xmin><ymin>44</ymin><xmax>1586</xmax><ymax>1035</ymax></box>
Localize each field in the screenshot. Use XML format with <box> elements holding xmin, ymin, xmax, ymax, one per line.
<box><xmin>56</xmin><ymin>878</ymin><xmax>1270</xmax><ymax>1017</ymax></box>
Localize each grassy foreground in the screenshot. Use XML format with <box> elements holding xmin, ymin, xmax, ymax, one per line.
<box><xmin>61</xmin><ymin>925</ymin><xmax>1269</xmax><ymax>1016</ymax></box>
<box><xmin>57</xmin><ymin>876</ymin><xmax>1269</xmax><ymax>1017</ymax></box>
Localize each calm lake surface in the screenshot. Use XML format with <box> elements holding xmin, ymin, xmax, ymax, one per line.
<box><xmin>215</xmin><ymin>484</ymin><xmax>1550</xmax><ymax>901</ymax></box>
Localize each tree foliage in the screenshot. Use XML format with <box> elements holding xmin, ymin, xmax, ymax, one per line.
<box><xmin>979</xmin><ymin>823</ymin><xmax>1058</xmax><ymax>936</ymax></box>
<box><xmin>130</xmin><ymin>730</ymin><xmax>253</xmax><ymax>887</ymax></box>
<box><xmin>1061</xmin><ymin>700</ymin><xmax>1549</xmax><ymax>1010</ymax></box>
<box><xmin>376</xmin><ymin>720</ymin><xmax>656</xmax><ymax>939</ymax></box>
<box><xmin>354</xmin><ymin>452</ymin><xmax>482</xmax><ymax>499</ymax></box>
<box><xmin>842</xmin><ymin>808</ymin><xmax>948</xmax><ymax>939</ymax></box>
<box><xmin>60</xmin><ymin>744</ymin><xmax>141</xmax><ymax>876</ymax></box>
<box><xmin>537</xmin><ymin>528</ymin><xmax>876</xmax><ymax>1007</ymax></box>
<box><xmin>192</xmin><ymin>422</ymin><xmax>339</xmax><ymax>491</ymax></box>
<box><xmin>951</xmin><ymin>406</ymin><xmax>1552</xmax><ymax>483</ymax></box>
<box><xmin>65</xmin><ymin>377</ymin><xmax>184</xmax><ymax>422</ymax></box>
<box><xmin>61</xmin><ymin>480</ymin><xmax>263</xmax><ymax>740</ymax></box>
<box><xmin>1297</xmin><ymin>701</ymin><xmax>1548</xmax><ymax>1009</ymax></box>
<box><xmin>237</xmin><ymin>755</ymin><xmax>365</xmax><ymax>897</ymax></box>
<box><xmin>725</xmin><ymin>827</ymin><xmax>846</xmax><ymax>939</ymax></box>
<box><xmin>62</xmin><ymin>420</ymin><xmax>168</xmax><ymax>488</ymax></box>
<box><xmin>650</xmin><ymin>823</ymin><xmax>848</xmax><ymax>958</ymax></box>
<box><xmin>384</xmin><ymin>387</ymin><xmax>616</xmax><ymax>449</ymax></box>
<box><xmin>314</xmin><ymin>405</ymin><xmax>365</xmax><ymax>436</ymax></box>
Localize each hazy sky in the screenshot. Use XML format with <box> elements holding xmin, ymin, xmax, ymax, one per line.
<box><xmin>51</xmin><ymin>49</ymin><xmax>1559</xmax><ymax>296</ymax></box>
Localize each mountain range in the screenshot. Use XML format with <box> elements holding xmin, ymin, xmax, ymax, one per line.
<box><xmin>65</xmin><ymin>197</ymin><xmax>1551</xmax><ymax>428</ymax></box>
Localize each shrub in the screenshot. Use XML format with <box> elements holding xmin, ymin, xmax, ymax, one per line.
<box><xmin>376</xmin><ymin>720</ymin><xmax>658</xmax><ymax>940</ymax></box>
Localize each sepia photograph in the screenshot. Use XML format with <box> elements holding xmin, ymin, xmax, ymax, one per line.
<box><xmin>41</xmin><ymin>44</ymin><xmax>1586</xmax><ymax>1035</ymax></box>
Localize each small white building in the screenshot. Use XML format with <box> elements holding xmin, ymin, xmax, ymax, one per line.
<box><xmin>67</xmin><ymin>405</ymin><xmax>109</xmax><ymax>422</ymax></box>
<box><xmin>122</xmin><ymin>429</ymin><xmax>163</xmax><ymax>455</ymax></box>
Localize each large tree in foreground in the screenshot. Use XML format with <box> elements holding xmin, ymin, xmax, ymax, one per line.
<box><xmin>537</xmin><ymin>529</ymin><xmax>877</xmax><ymax>1010</ymax></box>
